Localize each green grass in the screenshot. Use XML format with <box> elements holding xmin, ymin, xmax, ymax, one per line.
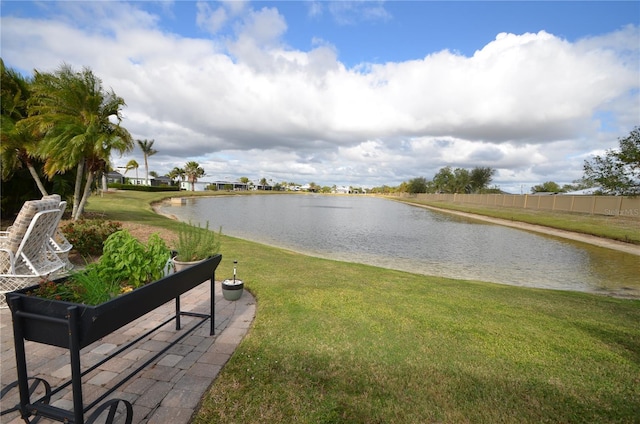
<box><xmin>86</xmin><ymin>192</ymin><xmax>640</xmax><ymax>423</ymax></box>
<box><xmin>82</xmin><ymin>190</ymin><xmax>222</xmax><ymax>229</ymax></box>
<box><xmin>392</xmin><ymin>197</ymin><xmax>640</xmax><ymax>245</ymax></box>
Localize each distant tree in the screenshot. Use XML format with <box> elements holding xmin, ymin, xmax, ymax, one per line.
<box><xmin>469</xmin><ymin>167</ymin><xmax>496</xmax><ymax>193</ymax></box>
<box><xmin>425</xmin><ymin>180</ymin><xmax>438</xmax><ymax>193</ymax></box>
<box><xmin>560</xmin><ymin>179</ymin><xmax>595</xmax><ymax>193</ymax></box>
<box><xmin>432</xmin><ymin>167</ymin><xmax>455</xmax><ymax>193</ymax></box>
<box><xmin>168</xmin><ymin>166</ymin><xmax>185</xmax><ymax>186</ymax></box>
<box><xmin>583</xmin><ymin>127</ymin><xmax>640</xmax><ymax>195</ymax></box>
<box><xmin>137</xmin><ymin>139</ymin><xmax>157</xmax><ymax>186</ymax></box>
<box><xmin>431</xmin><ymin>166</ymin><xmax>496</xmax><ymax>194</ymax></box>
<box><xmin>452</xmin><ymin>168</ymin><xmax>471</xmax><ymax>193</ymax></box>
<box><xmin>240</xmin><ymin>176</ymin><xmax>250</xmax><ymax>184</ymax></box>
<box><xmin>149</xmin><ymin>170</ymin><xmax>159</xmax><ymax>178</ymax></box>
<box><xmin>259</xmin><ymin>177</ymin><xmax>268</xmax><ymax>189</ymax></box>
<box><xmin>531</xmin><ymin>181</ymin><xmax>563</xmax><ymax>193</ymax></box>
<box><xmin>484</xmin><ymin>186</ymin><xmax>503</xmax><ymax>194</ymax></box>
<box><xmin>184</xmin><ymin>161</ymin><xmax>205</xmax><ymax>191</ymax></box>
<box><xmin>124</xmin><ymin>159</ymin><xmax>139</xmax><ymax>181</ymax></box>
<box><xmin>407</xmin><ymin>177</ymin><xmax>428</xmax><ymax>194</ymax></box>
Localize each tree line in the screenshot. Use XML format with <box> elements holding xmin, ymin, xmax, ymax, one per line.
<box><xmin>371</xmin><ymin>166</ymin><xmax>498</xmax><ymax>194</ymax></box>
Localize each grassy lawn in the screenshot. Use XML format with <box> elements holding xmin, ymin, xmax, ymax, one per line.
<box><xmin>87</xmin><ymin>191</ymin><xmax>640</xmax><ymax>423</ymax></box>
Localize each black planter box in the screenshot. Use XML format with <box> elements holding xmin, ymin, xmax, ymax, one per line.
<box><xmin>7</xmin><ymin>254</ymin><xmax>222</xmax><ymax>349</ymax></box>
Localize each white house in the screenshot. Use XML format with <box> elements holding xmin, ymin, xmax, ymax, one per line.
<box><xmin>179</xmin><ymin>181</ymin><xmax>210</xmax><ymax>191</ymax></box>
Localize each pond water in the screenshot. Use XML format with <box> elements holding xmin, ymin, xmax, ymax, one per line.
<box><xmin>157</xmin><ymin>194</ymin><xmax>640</xmax><ymax>297</ymax></box>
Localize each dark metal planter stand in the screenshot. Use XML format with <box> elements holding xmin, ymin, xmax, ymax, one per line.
<box><xmin>1</xmin><ymin>255</ymin><xmax>222</xmax><ymax>424</ymax></box>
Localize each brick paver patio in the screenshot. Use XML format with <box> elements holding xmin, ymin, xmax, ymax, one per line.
<box><xmin>0</xmin><ymin>281</ymin><xmax>255</xmax><ymax>424</ymax></box>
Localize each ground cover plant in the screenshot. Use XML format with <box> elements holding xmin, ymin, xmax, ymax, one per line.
<box><xmin>86</xmin><ymin>191</ymin><xmax>640</xmax><ymax>423</ymax></box>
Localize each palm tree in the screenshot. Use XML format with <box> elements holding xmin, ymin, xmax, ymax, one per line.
<box><xmin>137</xmin><ymin>139</ymin><xmax>157</xmax><ymax>186</ymax></box>
<box><xmin>22</xmin><ymin>64</ymin><xmax>133</xmax><ymax>220</ymax></box>
<box><xmin>124</xmin><ymin>159</ymin><xmax>139</xmax><ymax>182</ymax></box>
<box><xmin>168</xmin><ymin>166</ymin><xmax>185</xmax><ymax>187</ymax></box>
<box><xmin>183</xmin><ymin>161</ymin><xmax>205</xmax><ymax>191</ymax></box>
<box><xmin>0</xmin><ymin>59</ymin><xmax>49</xmax><ymax>195</ymax></box>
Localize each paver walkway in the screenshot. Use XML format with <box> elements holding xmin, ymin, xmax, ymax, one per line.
<box><xmin>0</xmin><ymin>281</ymin><xmax>255</xmax><ymax>424</ymax></box>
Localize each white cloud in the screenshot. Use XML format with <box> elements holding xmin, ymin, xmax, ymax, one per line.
<box><xmin>307</xmin><ymin>1</ymin><xmax>324</xmax><ymax>19</ymax></box>
<box><xmin>196</xmin><ymin>2</ymin><xmax>228</xmax><ymax>35</ymax></box>
<box><xmin>0</xmin><ymin>2</ymin><xmax>638</xmax><ymax>190</ymax></box>
<box><xmin>327</xmin><ymin>0</ymin><xmax>391</xmax><ymax>25</ymax></box>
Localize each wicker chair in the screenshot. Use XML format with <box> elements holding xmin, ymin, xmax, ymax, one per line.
<box><xmin>0</xmin><ymin>198</ymin><xmax>65</xmax><ymax>307</ymax></box>
<box><xmin>42</xmin><ymin>195</ymin><xmax>74</xmax><ymax>270</ymax></box>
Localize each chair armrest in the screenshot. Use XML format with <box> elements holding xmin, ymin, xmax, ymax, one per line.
<box><xmin>0</xmin><ymin>247</ymin><xmax>16</xmax><ymax>274</ymax></box>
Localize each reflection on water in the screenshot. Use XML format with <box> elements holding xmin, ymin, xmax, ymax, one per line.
<box><xmin>158</xmin><ymin>195</ymin><xmax>640</xmax><ymax>297</ymax></box>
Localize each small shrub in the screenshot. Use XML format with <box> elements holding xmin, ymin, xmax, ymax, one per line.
<box><xmin>61</xmin><ymin>219</ymin><xmax>122</xmax><ymax>256</ymax></box>
<box><xmin>174</xmin><ymin>221</ymin><xmax>222</xmax><ymax>262</ymax></box>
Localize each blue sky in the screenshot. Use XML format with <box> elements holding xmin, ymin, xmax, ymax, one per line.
<box><xmin>258</xmin><ymin>1</ymin><xmax>639</xmax><ymax>64</ymax></box>
<box><xmin>1</xmin><ymin>1</ymin><xmax>639</xmax><ymax>192</ymax></box>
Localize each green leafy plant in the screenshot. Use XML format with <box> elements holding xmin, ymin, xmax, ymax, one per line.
<box><xmin>174</xmin><ymin>221</ymin><xmax>221</xmax><ymax>262</ymax></box>
<box><xmin>28</xmin><ymin>229</ymin><xmax>171</xmax><ymax>305</ymax></box>
<box><xmin>60</xmin><ymin>219</ymin><xmax>122</xmax><ymax>256</ymax></box>
<box><xmin>96</xmin><ymin>230</ymin><xmax>171</xmax><ymax>289</ymax></box>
